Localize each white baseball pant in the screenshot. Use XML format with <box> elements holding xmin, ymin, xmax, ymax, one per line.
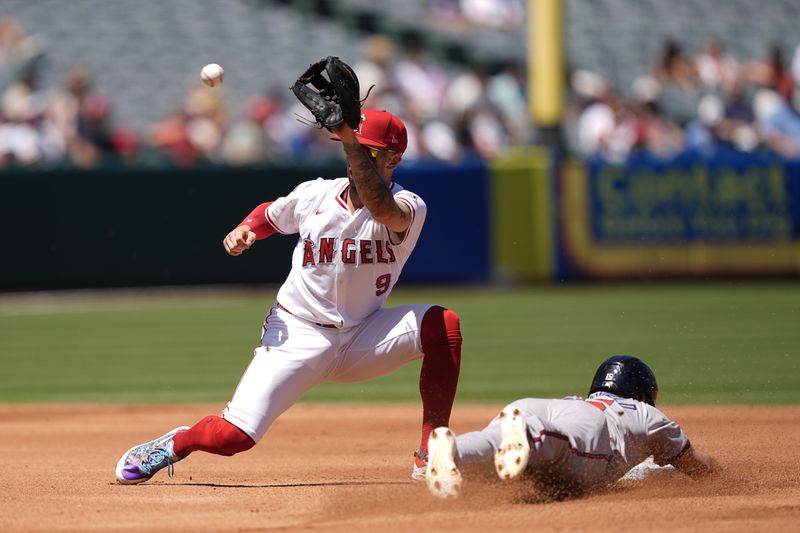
<box><xmin>222</xmin><ymin>303</ymin><xmax>435</xmax><ymax>441</ymax></box>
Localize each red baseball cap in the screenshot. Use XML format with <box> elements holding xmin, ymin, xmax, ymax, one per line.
<box><xmin>331</xmin><ymin>109</ymin><xmax>407</xmax><ymax>153</ymax></box>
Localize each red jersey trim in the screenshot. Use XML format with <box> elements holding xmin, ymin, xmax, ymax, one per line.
<box><xmin>336</xmin><ymin>182</ymin><xmax>349</xmax><ymax>210</ymax></box>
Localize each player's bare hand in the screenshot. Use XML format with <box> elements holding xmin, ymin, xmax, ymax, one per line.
<box><xmin>223</xmin><ymin>226</ymin><xmax>256</xmax><ymax>256</ymax></box>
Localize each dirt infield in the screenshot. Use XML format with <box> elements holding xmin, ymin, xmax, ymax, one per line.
<box><xmin>1</xmin><ymin>404</ymin><xmax>798</xmax><ymax>532</ymax></box>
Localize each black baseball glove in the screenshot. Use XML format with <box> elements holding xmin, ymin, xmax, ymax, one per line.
<box><xmin>291</xmin><ymin>56</ymin><xmax>362</xmax><ymax>132</ymax></box>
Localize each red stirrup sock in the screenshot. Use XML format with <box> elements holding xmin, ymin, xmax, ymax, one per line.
<box><xmin>417</xmin><ymin>306</ymin><xmax>462</xmax><ymax>460</ymax></box>
<box><xmin>172</xmin><ymin>415</ymin><xmax>256</xmax><ymax>458</ymax></box>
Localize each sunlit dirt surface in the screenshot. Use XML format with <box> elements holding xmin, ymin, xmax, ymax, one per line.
<box><xmin>2</xmin><ymin>404</ymin><xmax>798</xmax><ymax>531</ymax></box>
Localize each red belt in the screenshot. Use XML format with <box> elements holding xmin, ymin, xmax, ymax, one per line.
<box><xmin>276</xmin><ymin>302</ymin><xmax>338</xmax><ymax>329</ymax></box>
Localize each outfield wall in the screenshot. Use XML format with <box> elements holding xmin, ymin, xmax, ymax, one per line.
<box><xmin>0</xmin><ymin>161</ymin><xmax>491</xmax><ymax>290</ymax></box>
<box><xmin>557</xmin><ymin>150</ymin><xmax>800</xmax><ymax>279</ymax></box>
<box><xmin>2</xmin><ymin>151</ymin><xmax>799</xmax><ymax>291</ymax></box>
<box><xmin>490</xmin><ymin>148</ymin><xmax>800</xmax><ymax>280</ymax></box>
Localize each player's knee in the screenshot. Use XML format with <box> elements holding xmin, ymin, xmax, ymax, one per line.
<box><xmin>442</xmin><ymin>309</ymin><xmax>461</xmax><ymax>340</ymax></box>
<box><xmin>421</xmin><ymin>306</ymin><xmax>462</xmax><ymax>353</ymax></box>
<box><xmin>214</xmin><ymin>419</ymin><xmax>256</xmax><ymax>456</ymax></box>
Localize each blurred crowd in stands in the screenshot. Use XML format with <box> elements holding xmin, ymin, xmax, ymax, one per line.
<box><xmin>0</xmin><ymin>17</ymin><xmax>137</xmax><ymax>169</ymax></box>
<box><xmin>569</xmin><ymin>38</ymin><xmax>800</xmax><ymax>162</ymax></box>
<box><xmin>3</xmin><ymin>12</ymin><xmax>800</xmax><ymax>169</ymax></box>
<box><xmin>425</xmin><ymin>0</ymin><xmax>525</xmax><ymax>31</ymax></box>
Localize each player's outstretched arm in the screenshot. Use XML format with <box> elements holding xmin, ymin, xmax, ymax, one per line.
<box><xmin>224</xmin><ymin>201</ymin><xmax>278</xmax><ymax>256</ymax></box>
<box><xmin>334</xmin><ymin>124</ymin><xmax>412</xmax><ymax>234</ymax></box>
<box><xmin>223</xmin><ymin>225</ymin><xmax>256</xmax><ymax>256</ymax></box>
<box><xmin>672</xmin><ymin>446</ymin><xmax>719</xmax><ymax>479</ymax></box>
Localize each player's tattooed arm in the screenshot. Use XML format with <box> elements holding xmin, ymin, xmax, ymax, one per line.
<box><xmin>341</xmin><ymin>141</ymin><xmax>393</xmax><ymax>209</ymax></box>
<box><xmin>337</xmin><ymin>127</ymin><xmax>412</xmax><ymax>233</ymax></box>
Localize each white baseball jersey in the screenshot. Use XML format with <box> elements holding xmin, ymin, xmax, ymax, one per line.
<box><xmin>222</xmin><ymin>176</ymin><xmax>434</xmax><ymax>441</ymax></box>
<box><xmin>455</xmin><ymin>393</ymin><xmax>690</xmax><ymax>491</ymax></box>
<box><xmin>266</xmin><ymin>177</ymin><xmax>426</xmax><ymax>328</ymax></box>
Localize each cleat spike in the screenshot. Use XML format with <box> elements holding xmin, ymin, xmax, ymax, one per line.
<box><xmin>494</xmin><ymin>407</ymin><xmax>531</xmax><ymax>481</ymax></box>
<box><xmin>425</xmin><ymin>427</ymin><xmax>463</xmax><ymax>499</ymax></box>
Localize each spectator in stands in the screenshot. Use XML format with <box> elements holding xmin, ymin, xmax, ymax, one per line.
<box><xmin>443</xmin><ymin>64</ymin><xmax>516</xmax><ymax>159</ymax></box>
<box><xmin>392</xmin><ymin>34</ymin><xmax>449</xmax><ymax>121</ymax></box>
<box><xmin>627</xmin><ymin>76</ymin><xmax>684</xmax><ymax>158</ymax></box>
<box><xmin>565</xmin><ymin>70</ymin><xmax>605</xmax><ymax>152</ymax></box>
<box><xmin>0</xmin><ymin>81</ymin><xmax>45</xmax><ymax>166</ymax></box>
<box><xmin>426</xmin><ymin>0</ymin><xmax>470</xmax><ymax>32</ymax></box>
<box><xmin>722</xmin><ymin>77</ymin><xmax>760</xmax><ymax>152</ymax></box>
<box><xmin>752</xmin><ymin>87</ymin><xmax>783</xmax><ymax>128</ymax></box>
<box><xmin>576</xmin><ymin>87</ymin><xmax>636</xmax><ymax>162</ymax></box>
<box><xmin>419</xmin><ymin>119</ymin><xmax>462</xmax><ymax>161</ymax></box>
<box><xmin>653</xmin><ymin>39</ymin><xmax>701</xmax><ymax>126</ymax></box>
<box><xmin>425</xmin><ymin>0</ymin><xmax>523</xmax><ymax>31</ymax></box>
<box><xmin>441</xmin><ymin>65</ymin><xmax>486</xmax><ymax>159</ymax></box>
<box><xmin>745</xmin><ymin>44</ymin><xmax>793</xmax><ymax>103</ymax></box>
<box><xmin>0</xmin><ymin>17</ymin><xmax>46</xmax><ymax>92</ymax></box>
<box><xmin>443</xmin><ymin>66</ymin><xmax>486</xmax><ymax>120</ymax></box>
<box><xmin>767</xmin><ymin>45</ymin><xmax>794</xmax><ymax>100</ymax></box>
<box><xmin>791</xmin><ymin>44</ymin><xmax>800</xmax><ymax>92</ymax></box>
<box><xmin>222</xmin><ymin>94</ymin><xmax>280</xmax><ymax>166</ymax></box>
<box><xmin>8</xmin><ymin>7</ymin><xmax>800</xmax><ymax>168</ymax></box>
<box><xmin>447</xmin><ymin>67</ymin><xmax>509</xmax><ymax>158</ymax></box>
<box><xmin>487</xmin><ymin>61</ymin><xmax>530</xmax><ymax>145</ymax></box>
<box><xmin>460</xmin><ymin>103</ymin><xmax>507</xmax><ymax>158</ymax></box>
<box><xmin>46</xmin><ymin>66</ymin><xmax>136</xmax><ymax>167</ymax></box>
<box><xmin>459</xmin><ymin>0</ymin><xmax>524</xmax><ymax>30</ymax></box>
<box><xmin>74</xmin><ymin>93</ymin><xmax>119</xmax><ymax>164</ymax></box>
<box><xmin>0</xmin><ymin>63</ymin><xmax>66</xmax><ymax>168</ymax></box>
<box><xmin>632</xmin><ymin>101</ymin><xmax>684</xmax><ymax>159</ymax></box>
<box><xmin>684</xmin><ymin>94</ymin><xmax>726</xmax><ymax>156</ymax></box>
<box><xmin>149</xmin><ymin>86</ymin><xmax>227</xmax><ymax>167</ymax></box>
<box><xmin>695</xmin><ymin>38</ymin><xmax>738</xmax><ymax>94</ymax></box>
<box><xmin>723</xmin><ymin>76</ymin><xmax>754</xmax><ymax>123</ymax></box>
<box><xmin>762</xmin><ymin>88</ymin><xmax>800</xmax><ymax>159</ymax></box>
<box><xmin>353</xmin><ymin>35</ymin><xmax>397</xmax><ymax>108</ymax></box>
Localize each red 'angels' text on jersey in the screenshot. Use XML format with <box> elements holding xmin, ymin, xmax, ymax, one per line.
<box><xmin>266</xmin><ymin>177</ymin><xmax>427</xmax><ymax>328</ymax></box>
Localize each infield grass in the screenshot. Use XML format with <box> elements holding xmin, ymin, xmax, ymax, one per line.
<box><xmin>0</xmin><ymin>282</ymin><xmax>798</xmax><ymax>404</ymax></box>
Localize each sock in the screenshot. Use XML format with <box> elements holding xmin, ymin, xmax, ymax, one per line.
<box><xmin>417</xmin><ymin>306</ymin><xmax>462</xmax><ymax>461</ymax></box>
<box><xmin>172</xmin><ymin>415</ymin><xmax>256</xmax><ymax>458</ymax></box>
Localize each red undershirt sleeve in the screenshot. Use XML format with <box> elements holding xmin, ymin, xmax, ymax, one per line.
<box><xmin>237</xmin><ymin>201</ymin><xmax>277</xmax><ymax>240</ymax></box>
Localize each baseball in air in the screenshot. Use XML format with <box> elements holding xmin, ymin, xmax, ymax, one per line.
<box><xmin>200</xmin><ymin>63</ymin><xmax>224</xmax><ymax>87</ymax></box>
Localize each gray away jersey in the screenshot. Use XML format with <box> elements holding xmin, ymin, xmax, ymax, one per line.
<box><xmin>455</xmin><ymin>393</ymin><xmax>690</xmax><ymax>491</ymax></box>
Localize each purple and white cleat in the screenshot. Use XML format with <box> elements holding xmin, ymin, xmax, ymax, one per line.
<box><xmin>115</xmin><ymin>426</ymin><xmax>190</xmax><ymax>484</ymax></box>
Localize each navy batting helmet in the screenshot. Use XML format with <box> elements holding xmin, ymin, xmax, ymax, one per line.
<box><xmin>589</xmin><ymin>355</ymin><xmax>659</xmax><ymax>406</ymax></box>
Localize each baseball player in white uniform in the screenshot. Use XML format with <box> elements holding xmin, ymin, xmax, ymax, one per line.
<box><xmin>115</xmin><ymin>110</ymin><xmax>463</xmax><ymax>484</ymax></box>
<box><xmin>425</xmin><ymin>356</ymin><xmax>718</xmax><ymax>499</ymax></box>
